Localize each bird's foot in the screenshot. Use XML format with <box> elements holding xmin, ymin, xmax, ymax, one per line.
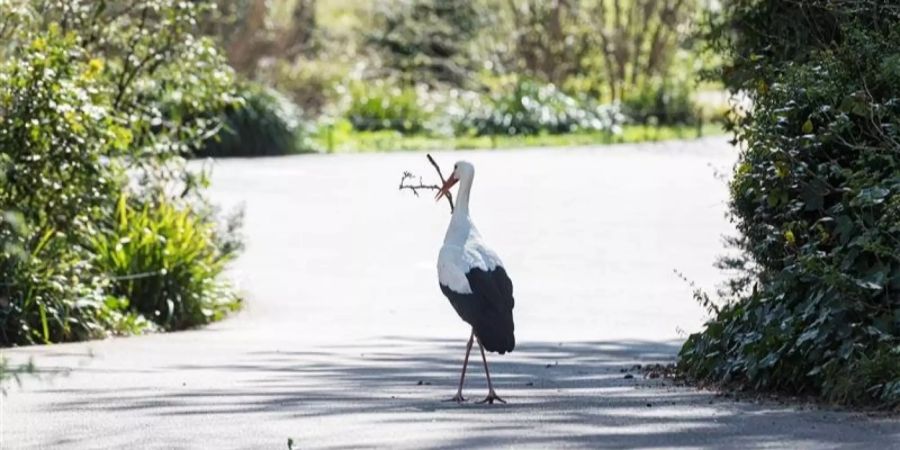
<box><xmin>444</xmin><ymin>392</ymin><xmax>467</xmax><ymax>403</ymax></box>
<box><xmin>476</xmin><ymin>391</ymin><xmax>506</xmax><ymax>404</ymax></box>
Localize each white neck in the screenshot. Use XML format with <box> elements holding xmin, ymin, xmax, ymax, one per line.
<box><xmin>452</xmin><ymin>172</ymin><xmax>473</xmax><ymax>217</ymax></box>
<box><xmin>444</xmin><ymin>172</ymin><xmax>474</xmax><ymax>244</ymax></box>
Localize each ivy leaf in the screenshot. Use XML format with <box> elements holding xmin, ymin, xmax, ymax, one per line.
<box><xmin>797</xmin><ymin>327</ymin><xmax>819</xmax><ymax>345</ymax></box>
<box><xmin>840</xmin><ymin>91</ymin><xmax>870</xmax><ymax>117</ymax></box>
<box><xmin>854</xmin><ymin>187</ymin><xmax>889</xmax><ymax>206</ymax></box>
<box><xmin>854</xmin><ymin>278</ymin><xmax>883</xmax><ymax>291</ymax></box>
<box><xmin>835</xmin><ymin>215</ymin><xmax>855</xmax><ymax>243</ymax></box>
<box><xmin>783</xmin><ymin>229</ymin><xmax>796</xmax><ymax>245</ymax></box>
<box><xmin>759</xmin><ymin>352</ymin><xmax>779</xmax><ymax>368</ymax></box>
<box><xmin>802</xmin><ymin>119</ymin><xmax>814</xmax><ymax>133</ymax></box>
<box><xmin>800</xmin><ymin>179</ymin><xmax>828</xmax><ymax>211</ymax></box>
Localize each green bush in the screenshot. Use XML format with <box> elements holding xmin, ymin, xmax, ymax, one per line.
<box><xmin>0</xmin><ymin>1</ymin><xmax>241</xmax><ymax>345</ymax></box>
<box><xmin>0</xmin><ymin>24</ymin><xmax>123</xmax><ymax>344</ymax></box>
<box><xmin>337</xmin><ymin>78</ymin><xmax>627</xmax><ymax>138</ymax></box>
<box><xmin>465</xmin><ymin>79</ymin><xmax>625</xmax><ymax>136</ymax></box>
<box><xmin>197</xmin><ymin>83</ymin><xmax>313</xmax><ymax>157</ymax></box>
<box><xmin>343</xmin><ymin>81</ymin><xmax>430</xmax><ymax>133</ymax></box>
<box><xmin>264</xmin><ymin>58</ymin><xmax>344</xmax><ymax>116</ymax></box>
<box><xmin>622</xmin><ymin>80</ymin><xmax>698</xmax><ymax>126</ymax></box>
<box><xmin>680</xmin><ymin>0</ymin><xmax>900</xmax><ymax>409</ymax></box>
<box><xmin>90</xmin><ymin>196</ymin><xmax>240</xmax><ymax>330</ymax></box>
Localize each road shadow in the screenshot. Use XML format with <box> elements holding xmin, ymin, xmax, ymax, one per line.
<box><xmin>43</xmin><ymin>338</ymin><xmax>900</xmax><ymax>448</ymax></box>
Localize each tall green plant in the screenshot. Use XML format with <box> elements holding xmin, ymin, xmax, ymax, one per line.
<box><xmin>91</xmin><ymin>196</ymin><xmax>240</xmax><ymax>330</ymax></box>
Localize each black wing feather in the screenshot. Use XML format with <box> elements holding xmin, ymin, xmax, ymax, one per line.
<box><xmin>464</xmin><ymin>266</ymin><xmax>515</xmax><ymax>353</ymax></box>
<box><xmin>467</xmin><ymin>266</ymin><xmax>514</xmax><ymax>310</ymax></box>
<box><xmin>440</xmin><ymin>266</ymin><xmax>516</xmax><ymax>354</ymax></box>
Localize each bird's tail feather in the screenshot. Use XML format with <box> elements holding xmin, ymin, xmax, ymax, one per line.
<box><xmin>475</xmin><ymin>311</ymin><xmax>515</xmax><ymax>354</ymax></box>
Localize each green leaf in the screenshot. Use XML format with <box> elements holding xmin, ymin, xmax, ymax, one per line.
<box><xmin>800</xmin><ymin>180</ymin><xmax>828</xmax><ymax>211</ymax></box>
<box><xmin>783</xmin><ymin>229</ymin><xmax>796</xmax><ymax>245</ymax></box>
<box><xmin>759</xmin><ymin>352</ymin><xmax>779</xmax><ymax>368</ymax></box>
<box><xmin>855</xmin><ymin>187</ymin><xmax>890</xmax><ymax>206</ymax></box>
<box><xmin>801</xmin><ymin>119</ymin><xmax>813</xmax><ymax>133</ymax></box>
<box><xmin>797</xmin><ymin>327</ymin><xmax>819</xmax><ymax>345</ymax></box>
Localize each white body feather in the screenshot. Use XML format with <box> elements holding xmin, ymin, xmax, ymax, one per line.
<box><xmin>438</xmin><ymin>215</ymin><xmax>503</xmax><ymax>294</ymax></box>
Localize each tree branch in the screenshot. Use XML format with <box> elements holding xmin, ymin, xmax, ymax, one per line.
<box><xmin>398</xmin><ymin>153</ymin><xmax>454</xmax><ymax>213</ymax></box>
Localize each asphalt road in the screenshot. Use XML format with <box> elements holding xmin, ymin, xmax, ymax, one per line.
<box><xmin>4</xmin><ymin>138</ymin><xmax>899</xmax><ymax>449</ymax></box>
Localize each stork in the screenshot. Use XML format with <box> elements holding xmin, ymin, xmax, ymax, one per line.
<box><xmin>435</xmin><ymin>161</ymin><xmax>515</xmax><ymax>404</ymax></box>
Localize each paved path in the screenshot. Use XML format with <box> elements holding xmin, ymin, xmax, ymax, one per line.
<box><xmin>4</xmin><ymin>139</ymin><xmax>899</xmax><ymax>449</ymax></box>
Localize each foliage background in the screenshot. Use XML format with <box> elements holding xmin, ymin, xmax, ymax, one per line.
<box><xmin>202</xmin><ymin>0</ymin><xmax>721</xmax><ymax>155</ymax></box>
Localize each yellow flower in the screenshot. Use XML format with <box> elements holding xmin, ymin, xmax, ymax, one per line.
<box><xmin>83</xmin><ymin>58</ymin><xmax>104</xmax><ymax>80</ymax></box>
<box><xmin>31</xmin><ymin>37</ymin><xmax>46</xmax><ymax>51</ymax></box>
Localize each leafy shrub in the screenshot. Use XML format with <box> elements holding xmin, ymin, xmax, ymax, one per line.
<box><xmin>197</xmin><ymin>83</ymin><xmax>314</xmax><ymax>157</ymax></box>
<box><xmin>0</xmin><ymin>24</ymin><xmax>122</xmax><ymax>344</ymax></box>
<box><xmin>342</xmin><ymin>81</ymin><xmax>430</xmax><ymax>133</ymax></box>
<box><xmin>680</xmin><ymin>0</ymin><xmax>900</xmax><ymax>409</ymax></box>
<box><xmin>263</xmin><ymin>58</ymin><xmax>344</xmax><ymax>116</ymax></box>
<box><xmin>0</xmin><ymin>1</ymin><xmax>241</xmax><ymax>345</ymax></box>
<box><xmin>465</xmin><ymin>79</ymin><xmax>625</xmax><ymax>136</ymax></box>
<box><xmin>90</xmin><ymin>196</ymin><xmax>241</xmax><ymax>330</ymax></box>
<box><xmin>622</xmin><ymin>80</ymin><xmax>698</xmax><ymax>126</ymax></box>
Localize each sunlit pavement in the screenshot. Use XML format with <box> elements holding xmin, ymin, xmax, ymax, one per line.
<box><xmin>4</xmin><ymin>138</ymin><xmax>899</xmax><ymax>449</ymax></box>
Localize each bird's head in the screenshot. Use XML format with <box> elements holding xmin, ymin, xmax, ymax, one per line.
<box><xmin>435</xmin><ymin>161</ymin><xmax>474</xmax><ymax>201</ymax></box>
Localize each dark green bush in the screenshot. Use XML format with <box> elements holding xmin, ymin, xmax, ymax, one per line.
<box><xmin>465</xmin><ymin>79</ymin><xmax>625</xmax><ymax>136</ymax></box>
<box><xmin>197</xmin><ymin>83</ymin><xmax>313</xmax><ymax>157</ymax></box>
<box><xmin>622</xmin><ymin>80</ymin><xmax>698</xmax><ymax>126</ymax></box>
<box><xmin>680</xmin><ymin>0</ymin><xmax>900</xmax><ymax>409</ymax></box>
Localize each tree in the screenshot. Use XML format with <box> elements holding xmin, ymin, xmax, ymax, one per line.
<box><xmin>211</xmin><ymin>0</ymin><xmax>319</xmax><ymax>75</ymax></box>
<box><xmin>368</xmin><ymin>0</ymin><xmax>483</xmax><ymax>87</ymax></box>
<box><xmin>496</xmin><ymin>0</ymin><xmax>696</xmax><ymax>101</ymax></box>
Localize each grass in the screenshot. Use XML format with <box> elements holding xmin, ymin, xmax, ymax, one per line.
<box><xmin>314</xmin><ymin>123</ymin><xmax>725</xmax><ymax>153</ymax></box>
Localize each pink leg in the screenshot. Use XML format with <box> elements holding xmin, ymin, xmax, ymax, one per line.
<box><xmin>445</xmin><ymin>328</ymin><xmax>474</xmax><ymax>403</ymax></box>
<box><xmin>476</xmin><ymin>340</ymin><xmax>506</xmax><ymax>404</ymax></box>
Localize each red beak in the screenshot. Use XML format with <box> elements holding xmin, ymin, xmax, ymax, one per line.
<box><xmin>435</xmin><ymin>175</ymin><xmax>459</xmax><ymax>201</ymax></box>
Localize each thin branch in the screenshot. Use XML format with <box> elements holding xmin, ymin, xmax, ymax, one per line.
<box><xmin>427</xmin><ymin>153</ymin><xmax>455</xmax><ymax>212</ymax></box>
<box><xmin>398</xmin><ymin>172</ymin><xmax>439</xmax><ymax>197</ymax></box>
<box><xmin>398</xmin><ymin>154</ymin><xmax>454</xmax><ymax>213</ymax></box>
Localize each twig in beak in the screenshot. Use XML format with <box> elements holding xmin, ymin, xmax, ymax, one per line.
<box><xmin>427</xmin><ymin>154</ymin><xmax>454</xmax><ymax>213</ymax></box>
<box><xmin>398</xmin><ymin>154</ymin><xmax>454</xmax><ymax>213</ymax></box>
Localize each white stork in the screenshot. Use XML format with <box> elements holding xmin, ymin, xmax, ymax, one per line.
<box><xmin>435</xmin><ymin>160</ymin><xmax>515</xmax><ymax>404</ymax></box>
